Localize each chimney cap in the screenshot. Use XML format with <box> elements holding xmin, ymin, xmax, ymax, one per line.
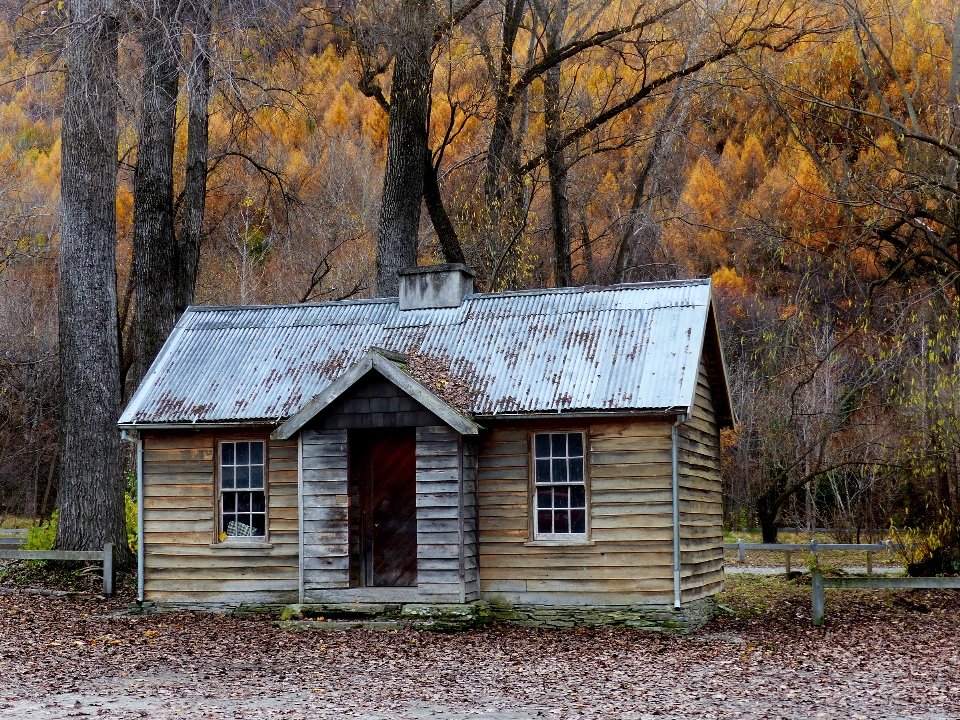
<box><xmin>398</xmin><ymin>263</ymin><xmax>476</xmax><ymax>278</ymax></box>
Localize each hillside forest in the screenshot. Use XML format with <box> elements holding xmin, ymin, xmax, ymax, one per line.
<box><xmin>0</xmin><ymin>0</ymin><xmax>958</xmax><ymax>551</ymax></box>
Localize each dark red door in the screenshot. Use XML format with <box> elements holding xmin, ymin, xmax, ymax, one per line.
<box><xmin>352</xmin><ymin>429</ymin><xmax>417</xmax><ymax>587</ymax></box>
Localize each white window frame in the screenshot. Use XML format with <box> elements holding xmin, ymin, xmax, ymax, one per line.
<box><xmin>531</xmin><ymin>431</ymin><xmax>588</xmax><ymax>540</ymax></box>
<box><xmin>217</xmin><ymin>439</ymin><xmax>268</xmax><ymax>542</ymax></box>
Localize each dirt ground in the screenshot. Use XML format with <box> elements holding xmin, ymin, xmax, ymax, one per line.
<box><xmin>0</xmin><ymin>575</ymin><xmax>958</xmax><ymax>720</ymax></box>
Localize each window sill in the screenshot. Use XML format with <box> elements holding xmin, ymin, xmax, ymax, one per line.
<box><xmin>210</xmin><ymin>541</ymin><xmax>273</xmax><ymax>550</ymax></box>
<box><xmin>524</xmin><ymin>539</ymin><xmax>595</xmax><ymax>548</ymax></box>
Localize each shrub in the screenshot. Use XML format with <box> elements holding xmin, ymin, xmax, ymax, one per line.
<box><xmin>24</xmin><ymin>511</ymin><xmax>56</xmax><ymax>550</ymax></box>
<box><xmin>21</xmin><ymin>495</ymin><xmax>138</xmax><ymax>553</ymax></box>
<box><xmin>891</xmin><ymin>513</ymin><xmax>960</xmax><ymax>576</ymax></box>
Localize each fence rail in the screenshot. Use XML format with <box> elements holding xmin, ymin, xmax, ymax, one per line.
<box><xmin>811</xmin><ymin>568</ymin><xmax>960</xmax><ymax>625</ymax></box>
<box><xmin>0</xmin><ymin>528</ymin><xmax>28</xmax><ymax>548</ymax></box>
<box><xmin>0</xmin><ymin>543</ymin><xmax>116</xmax><ymax>596</ymax></box>
<box><xmin>725</xmin><ymin>539</ymin><xmax>891</xmax><ymax>575</ymax></box>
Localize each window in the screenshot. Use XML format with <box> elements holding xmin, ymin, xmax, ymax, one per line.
<box><xmin>219</xmin><ymin>440</ymin><xmax>266</xmax><ymax>539</ymax></box>
<box><xmin>533</xmin><ymin>432</ymin><xmax>587</xmax><ymax>537</ymax></box>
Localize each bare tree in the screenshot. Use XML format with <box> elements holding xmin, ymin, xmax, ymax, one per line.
<box><xmin>131</xmin><ymin>0</ymin><xmax>182</xmax><ymax>388</ymax></box>
<box><xmin>56</xmin><ymin>0</ymin><xmax>129</xmax><ymax>558</ymax></box>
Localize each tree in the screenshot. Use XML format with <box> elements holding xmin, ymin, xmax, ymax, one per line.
<box><xmin>761</xmin><ymin>0</ymin><xmax>960</xmax><ymax>297</ymax></box>
<box><xmin>55</xmin><ymin>0</ymin><xmax>129</xmax><ymax>558</ymax></box>
<box><xmin>374</xmin><ymin>0</ymin><xmax>434</xmax><ymax>296</ymax></box>
<box><xmin>131</xmin><ymin>0</ymin><xmax>182</xmax><ymax>388</ymax></box>
<box><xmin>177</xmin><ymin>0</ymin><xmax>213</xmax><ymax>313</ymax></box>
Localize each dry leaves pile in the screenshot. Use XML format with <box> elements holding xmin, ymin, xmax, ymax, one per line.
<box><xmin>0</xmin><ymin>576</ymin><xmax>958</xmax><ymax>719</ymax></box>
<box><xmin>404</xmin><ymin>351</ymin><xmax>475</xmax><ymax>414</ymax></box>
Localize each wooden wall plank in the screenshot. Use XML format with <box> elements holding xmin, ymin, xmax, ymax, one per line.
<box><xmin>141</xmin><ymin>431</ymin><xmax>299</xmax><ymax>604</ymax></box>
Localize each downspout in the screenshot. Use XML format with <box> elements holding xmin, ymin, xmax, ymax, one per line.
<box><xmin>671</xmin><ymin>413</ymin><xmax>687</xmax><ymax>609</ymax></box>
<box><xmin>137</xmin><ymin>436</ymin><xmax>144</xmax><ymax>603</ymax></box>
<box><xmin>121</xmin><ymin>428</ymin><xmax>145</xmax><ymax>604</ymax></box>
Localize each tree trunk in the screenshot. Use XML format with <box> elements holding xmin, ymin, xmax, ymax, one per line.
<box><xmin>132</xmin><ymin>1</ymin><xmax>181</xmax><ymax>387</ymax></box>
<box><xmin>483</xmin><ymin>0</ymin><xmax>526</xmax><ymax>206</ymax></box>
<box><xmin>177</xmin><ymin>0</ymin><xmax>212</xmax><ymax>314</ymax></box>
<box><xmin>374</xmin><ymin>0</ymin><xmax>433</xmax><ymax>297</ymax></box>
<box><xmin>544</xmin><ymin>63</ymin><xmax>572</xmax><ymax>287</ymax></box>
<box><xmin>758</xmin><ymin>509</ymin><xmax>779</xmax><ymax>543</ymax></box>
<box><xmin>538</xmin><ymin>0</ymin><xmax>572</xmax><ymax>287</ymax></box>
<box><xmin>423</xmin><ymin>146</ymin><xmax>466</xmax><ymax>264</ymax></box>
<box><xmin>756</xmin><ymin>487</ymin><xmax>780</xmax><ymax>543</ymax></box>
<box><xmin>56</xmin><ymin>0</ymin><xmax>129</xmax><ymax>560</ymax></box>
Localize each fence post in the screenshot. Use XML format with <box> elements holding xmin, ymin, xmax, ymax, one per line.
<box><xmin>866</xmin><ymin>550</ymin><xmax>873</xmax><ymax>576</ymax></box>
<box><xmin>738</xmin><ymin>538</ymin><xmax>745</xmax><ymax>564</ymax></box>
<box><xmin>102</xmin><ymin>543</ymin><xmax>115</xmax><ymax>597</ymax></box>
<box><xmin>811</xmin><ymin>567</ymin><xmax>824</xmax><ymax>626</ymax></box>
<box><xmin>811</xmin><ymin>538</ymin><xmax>819</xmax><ymax>565</ymax></box>
<box><xmin>785</xmin><ymin>550</ymin><xmax>791</xmax><ymax>577</ymax></box>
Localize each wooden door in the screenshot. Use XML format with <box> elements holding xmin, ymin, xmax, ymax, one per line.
<box><xmin>352</xmin><ymin>429</ymin><xmax>418</xmax><ymax>587</ymax></box>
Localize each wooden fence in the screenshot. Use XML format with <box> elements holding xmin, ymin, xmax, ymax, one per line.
<box><xmin>725</xmin><ymin>539</ymin><xmax>890</xmax><ymax>575</ymax></box>
<box><xmin>0</xmin><ymin>542</ymin><xmax>116</xmax><ymax>596</ymax></box>
<box><xmin>811</xmin><ymin>568</ymin><xmax>960</xmax><ymax>625</ymax></box>
<box><xmin>0</xmin><ymin>528</ymin><xmax>27</xmax><ymax>548</ymax></box>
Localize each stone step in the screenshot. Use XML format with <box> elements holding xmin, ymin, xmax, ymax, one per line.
<box><xmin>278</xmin><ymin>619</ymin><xmax>402</xmax><ymax>632</ymax></box>
<box><xmin>280</xmin><ymin>603</ymin><xmax>400</xmax><ymax>621</ymax></box>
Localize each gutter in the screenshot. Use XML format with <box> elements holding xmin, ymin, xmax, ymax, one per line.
<box><xmin>671</xmin><ymin>413</ymin><xmax>688</xmax><ymax>609</ymax></box>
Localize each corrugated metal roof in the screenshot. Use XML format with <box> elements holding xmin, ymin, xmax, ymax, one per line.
<box><xmin>119</xmin><ymin>279</ymin><xmax>719</xmax><ymax>425</ymax></box>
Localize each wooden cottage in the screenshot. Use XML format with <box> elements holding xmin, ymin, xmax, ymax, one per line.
<box><xmin>119</xmin><ymin>265</ymin><xmax>734</xmax><ymax>628</ymax></box>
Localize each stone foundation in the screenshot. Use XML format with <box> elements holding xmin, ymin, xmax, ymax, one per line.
<box><xmin>488</xmin><ymin>597</ymin><xmax>717</xmax><ymax>632</ymax></box>
<box><xmin>130</xmin><ymin>597</ymin><xmax>717</xmax><ymax>633</ymax></box>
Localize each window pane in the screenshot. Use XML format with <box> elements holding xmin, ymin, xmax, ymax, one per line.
<box><xmin>250</xmin><ymin>466</ymin><xmax>264</xmax><ymax>489</ymax></box>
<box><xmin>570</xmin><ymin>485</ymin><xmax>586</xmax><ymax>508</ymax></box>
<box><xmin>537</xmin><ymin>488</ymin><xmax>552</xmax><ymax>509</ymax></box>
<box><xmin>535</xmin><ymin>434</ymin><xmax>550</xmax><ymax>458</ymax></box>
<box><xmin>236</xmin><ymin>442</ymin><xmax>249</xmax><ymax>465</ymax></box>
<box><xmin>252</xmin><ymin>491</ymin><xmax>265</xmax><ymax>513</ymax></box>
<box><xmin>250</xmin><ymin>441</ymin><xmax>264</xmax><ymax>465</ymax></box>
<box><xmin>221</xmin><ymin>466</ymin><xmax>235</xmax><ymax>489</ymax></box>
<box><xmin>554</xmin><ymin>510</ymin><xmax>569</xmax><ymax>533</ymax></box>
<box><xmin>251</xmin><ymin>514</ymin><xmax>266</xmax><ymax>536</ymax></box>
<box><xmin>568</xmin><ymin>433</ymin><xmax>584</xmax><ymax>457</ymax></box>
<box><xmin>552</xmin><ymin>459</ymin><xmax>567</xmax><ymax>482</ymax></box>
<box><xmin>223</xmin><ymin>512</ymin><xmax>237</xmax><ymax>530</ymax></box>
<box><xmin>535</xmin><ymin>459</ymin><xmax>551</xmax><ymax>483</ymax></box>
<box><xmin>222</xmin><ymin>493</ymin><xmax>236</xmax><ymax>513</ymax></box>
<box><xmin>552</xmin><ymin>434</ymin><xmax>566</xmax><ymax>457</ymax></box>
<box><xmin>238</xmin><ymin>492</ymin><xmax>251</xmax><ymax>513</ymax></box>
<box><xmin>569</xmin><ymin>458</ymin><xmax>584</xmax><ymax>483</ymax></box>
<box><xmin>553</xmin><ymin>485</ymin><xmax>569</xmax><ymax>508</ymax></box>
<box><xmin>570</xmin><ymin>509</ymin><xmax>586</xmax><ymax>533</ymax></box>
<box><xmin>235</xmin><ymin>466</ymin><xmax>249</xmax><ymax>489</ymax></box>
<box><xmin>537</xmin><ymin>510</ymin><xmax>552</xmax><ymax>534</ymax></box>
<box><xmin>221</xmin><ymin>443</ymin><xmax>234</xmax><ymax>465</ymax></box>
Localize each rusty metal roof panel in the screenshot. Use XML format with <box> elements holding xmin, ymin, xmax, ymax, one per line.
<box><xmin>119</xmin><ymin>279</ymin><xmax>714</xmax><ymax>425</ymax></box>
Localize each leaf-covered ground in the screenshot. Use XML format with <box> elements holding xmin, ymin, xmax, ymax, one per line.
<box><xmin>0</xmin><ymin>574</ymin><xmax>957</xmax><ymax>719</ymax></box>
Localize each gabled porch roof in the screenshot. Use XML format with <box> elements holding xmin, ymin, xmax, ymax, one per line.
<box><xmin>272</xmin><ymin>349</ymin><xmax>481</xmax><ymax>440</ymax></box>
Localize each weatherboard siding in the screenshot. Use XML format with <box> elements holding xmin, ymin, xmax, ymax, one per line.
<box><xmin>141</xmin><ymin>431</ymin><xmax>299</xmax><ymax>604</ymax></box>
<box><xmin>677</xmin><ymin>356</ymin><xmax>725</xmax><ymax>601</ymax></box>
<box><xmin>477</xmin><ymin>419</ymin><xmax>678</xmax><ymax>606</ymax></box>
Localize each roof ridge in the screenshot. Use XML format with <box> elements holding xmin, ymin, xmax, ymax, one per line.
<box><xmin>183</xmin><ymin>278</ymin><xmax>710</xmax><ymax>314</ymax></box>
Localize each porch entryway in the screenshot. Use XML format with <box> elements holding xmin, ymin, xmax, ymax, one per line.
<box><xmin>349</xmin><ymin>428</ymin><xmax>417</xmax><ymax>587</ymax></box>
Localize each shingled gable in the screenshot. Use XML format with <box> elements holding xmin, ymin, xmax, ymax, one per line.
<box><xmin>272</xmin><ymin>349</ymin><xmax>480</xmax><ymax>440</ymax></box>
